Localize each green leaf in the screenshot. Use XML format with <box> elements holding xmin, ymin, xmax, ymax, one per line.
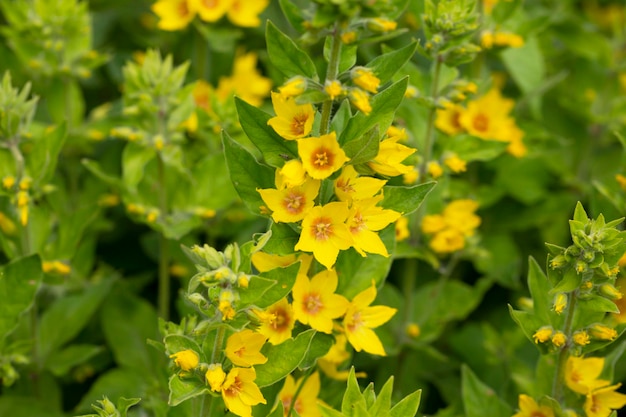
<box><xmin>340</xmin><ymin>77</ymin><xmax>409</xmax><ymax>145</ymax></box>
<box><xmin>222</xmin><ymin>131</ymin><xmax>275</xmax><ymax>215</ymax></box>
<box><xmin>279</xmin><ymin>0</ymin><xmax>306</xmax><ymax>32</ymax></box>
<box><xmin>235</xmin><ymin>97</ymin><xmax>298</xmax><ymax>167</ymax></box>
<box><xmin>75</xmin><ymin>368</ymin><xmax>145</xmax><ymax>413</ymax></box>
<box><xmin>164</xmin><ymin>335</ymin><xmax>204</xmax><ymax>358</ymax></box>
<box><xmin>46</xmin><ymin>344</ymin><xmax>104</xmax><ymax>377</ymax></box>
<box><xmin>27</xmin><ymin>122</ymin><xmax>67</xmax><ymax>186</ymax></box>
<box><xmin>299</xmin><ymin>332</ymin><xmax>333</xmax><ymax>370</ymax></box>
<box><xmin>81</xmin><ymin>159</ymin><xmax>123</xmax><ymax>188</ymax></box>
<box><xmin>262</xmin><ymin>222</ymin><xmax>300</xmax><ymax>255</ymax></box>
<box><xmin>319</xmin><ymin>404</ymin><xmax>345</xmax><ymax>417</ymax></box>
<box><xmin>0</xmin><ymin>255</ymin><xmax>42</xmax><ymax>343</ymax></box>
<box><xmin>38</xmin><ymin>277</ymin><xmax>114</xmax><ymax>362</ymax></box>
<box><xmin>325</xmin><ymin>36</ymin><xmax>357</xmax><ymax>74</ymax></box>
<box><xmin>343</xmin><ymin>125</ymin><xmax>380</xmax><ymax>165</ymax></box>
<box><xmin>573</xmin><ymin>201</ymin><xmax>589</xmax><ymax>223</ymax></box>
<box><xmin>461</xmin><ymin>365</ymin><xmax>512</xmax><ymax>417</ymax></box>
<box><xmin>578</xmin><ymin>294</ymin><xmax>620</xmax><ymax>314</ymax></box>
<box><xmin>255</xmin><ymin>329</ymin><xmax>317</xmax><ymax>387</ymax></box>
<box><xmin>342</xmin><ymin>368</ymin><xmax>367</xmax><ymax>416</ymax></box>
<box><xmin>527</xmin><ymin>257</ymin><xmax>552</xmax><ymax>322</ymax></box>
<box><xmin>168</xmin><ymin>374</ymin><xmax>211</xmax><ymax>406</ymax></box>
<box><xmin>368</xmin><ymin>42</ymin><xmax>418</xmax><ymax>85</ymax></box>
<box><xmin>0</xmin><ymin>396</ymin><xmax>64</xmax><ymax>417</ymax></box>
<box><xmin>550</xmin><ymin>267</ymin><xmax>581</xmax><ymax>294</ymax></box>
<box><xmin>369</xmin><ymin>377</ymin><xmax>393</xmax><ymax>416</ymax></box>
<box><xmin>380</xmin><ymin>182</ymin><xmax>436</xmax><ymax>215</ymax></box>
<box><xmin>266</xmin><ymin>21</ymin><xmax>317</xmax><ymax>80</ymax></box>
<box><xmin>45</xmin><ymin>78</ymin><xmax>85</xmax><ymax>126</ymax></box>
<box><xmin>245</xmin><ymin>263</ymin><xmax>300</xmax><ymax>308</ymax></box>
<box><xmin>508</xmin><ymin>307</ymin><xmax>546</xmax><ymax>348</ymax></box>
<box><xmin>446</xmin><ymin>134</ymin><xmax>507</xmax><ymax>162</ymax></box>
<box><xmin>389</xmin><ymin>389</ymin><xmax>421</xmax><ymax>417</ymax></box>
<box><xmin>117</xmin><ymin>397</ymin><xmax>142</xmax><ymax>417</ymax></box>
<box><xmin>122</xmin><ymin>142</ymin><xmax>156</xmax><ymax>191</ymax></box>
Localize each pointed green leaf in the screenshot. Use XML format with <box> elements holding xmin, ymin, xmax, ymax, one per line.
<box><xmin>367</xmin><ymin>42</ymin><xmax>417</xmax><ymax>84</ymax></box>
<box><xmin>255</xmin><ymin>329</ymin><xmax>317</xmax><ymax>387</ymax></box>
<box><xmin>248</xmin><ymin>262</ymin><xmax>300</xmax><ymax>308</ymax></box>
<box><xmin>0</xmin><ymin>254</ymin><xmax>42</xmax><ymax>343</ymax></box>
<box><xmin>122</xmin><ymin>142</ymin><xmax>156</xmax><ymax>190</ymax></box>
<box><xmin>279</xmin><ymin>0</ymin><xmax>306</xmax><ymax>32</ymax></box>
<box><xmin>380</xmin><ymin>182</ymin><xmax>436</xmax><ymax>215</ymax></box>
<box><xmin>299</xmin><ymin>332</ymin><xmax>333</xmax><ymax>370</ymax></box>
<box><xmin>508</xmin><ymin>306</ymin><xmax>547</xmax><ymax>349</ymax></box>
<box><xmin>527</xmin><ymin>257</ymin><xmax>552</xmax><ymax>322</ymax></box>
<box><xmin>235</xmin><ymin>97</ymin><xmax>298</xmax><ymax>167</ymax></box>
<box><xmin>325</xmin><ymin>36</ymin><xmax>357</xmax><ymax>74</ymax></box>
<box><xmin>461</xmin><ymin>365</ymin><xmax>512</xmax><ymax>417</ymax></box>
<box><xmin>342</xmin><ymin>368</ymin><xmax>367</xmax><ymax>416</ymax></box>
<box><xmin>343</xmin><ymin>125</ymin><xmax>380</xmax><ymax>165</ymax></box>
<box><xmin>164</xmin><ymin>335</ymin><xmax>204</xmax><ymax>358</ymax></box>
<box><xmin>369</xmin><ymin>377</ymin><xmax>393</xmax><ymax>416</ymax></box>
<box><xmin>222</xmin><ymin>131</ymin><xmax>275</xmax><ymax>215</ymax></box>
<box><xmin>389</xmin><ymin>389</ymin><xmax>421</xmax><ymax>417</ymax></box>
<box><xmin>266</xmin><ymin>21</ymin><xmax>317</xmax><ymax>79</ymax></box>
<box><xmin>578</xmin><ymin>294</ymin><xmax>620</xmax><ymax>314</ymax></box>
<box><xmin>573</xmin><ymin>201</ymin><xmax>589</xmax><ymax>223</ymax></box>
<box><xmin>168</xmin><ymin>374</ymin><xmax>211</xmax><ymax>406</ymax></box>
<box><xmin>117</xmin><ymin>397</ymin><xmax>142</xmax><ymax>417</ymax></box>
<box><xmin>262</xmin><ymin>222</ymin><xmax>300</xmax><ymax>255</ymax></box>
<box><xmin>319</xmin><ymin>404</ymin><xmax>345</xmax><ymax>417</ymax></box>
<box><xmin>46</xmin><ymin>344</ymin><xmax>104</xmax><ymax>377</ymax></box>
<box><xmin>550</xmin><ymin>267</ymin><xmax>581</xmax><ymax>294</ymax></box>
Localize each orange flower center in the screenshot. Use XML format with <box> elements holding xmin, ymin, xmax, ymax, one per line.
<box><xmin>281</xmin><ymin>396</ymin><xmax>302</xmax><ymax>416</ymax></box>
<box><xmin>283</xmin><ymin>191</ymin><xmax>305</xmax><ymax>214</ymax></box>
<box><xmin>312</xmin><ymin>147</ymin><xmax>334</xmax><ymax>170</ymax></box>
<box><xmin>350</xmin><ymin>212</ymin><xmax>365</xmax><ymax>233</ymax></box>
<box><xmin>312</xmin><ymin>218</ymin><xmax>333</xmax><ymax>241</ymax></box>
<box><xmin>473</xmin><ymin>113</ymin><xmax>489</xmax><ymax>132</ymax></box>
<box><xmin>269</xmin><ymin>308</ymin><xmax>290</xmax><ymax>331</ymax></box>
<box><xmin>179</xmin><ymin>0</ymin><xmax>191</xmax><ymax>16</ymax></box>
<box><xmin>224</xmin><ymin>376</ymin><xmax>243</xmax><ymax>398</ymax></box>
<box><xmin>233</xmin><ymin>346</ymin><xmax>246</xmax><ymax>358</ymax></box>
<box><xmin>450</xmin><ymin>111</ymin><xmax>462</xmax><ymax>129</ymax></box>
<box><xmin>304</xmin><ymin>293</ymin><xmax>322</xmax><ymax>315</ymax></box>
<box><xmin>202</xmin><ymin>0</ymin><xmax>219</xmax><ymax>8</ymax></box>
<box><xmin>347</xmin><ymin>312</ymin><xmax>363</xmax><ymax>333</ymax></box>
<box><xmin>291</xmin><ymin>113</ymin><xmax>309</xmax><ymax>136</ymax></box>
<box><xmin>337</xmin><ymin>178</ymin><xmax>354</xmax><ymax>194</ymax></box>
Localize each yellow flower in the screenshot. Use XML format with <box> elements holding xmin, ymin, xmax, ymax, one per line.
<box><xmin>255</xmin><ymin>298</ymin><xmax>295</xmax><ymax>345</ymax></box>
<box><xmin>318</xmin><ymin>334</ymin><xmax>367</xmax><ymax>380</ymax></box>
<box><xmin>367</xmin><ymin>136</ymin><xmax>416</xmax><ymax>177</ymax></box>
<box><xmin>221</xmin><ymin>367</ymin><xmax>266</xmax><ymax>417</ymax></box>
<box><xmin>295</xmin><ymin>202</ymin><xmax>354</xmax><ymax>269</ymax></box>
<box><xmin>0</xmin><ymin>212</ymin><xmax>16</xmax><ymax>235</ymax></box>
<box><xmin>429</xmin><ymin>228</ymin><xmax>465</xmax><ymax>254</ymax></box>
<box><xmin>573</xmin><ymin>330</ymin><xmax>591</xmax><ymax>346</ymax></box>
<box><xmin>278</xmin><ymin>373</ymin><xmax>321</xmax><ymax>417</ymax></box>
<box><xmin>352</xmin><ymin>67</ymin><xmax>380</xmax><ymax>94</ymax></box>
<box><xmin>325</xmin><ymin>80</ymin><xmax>344</xmax><ymax>100</ymax></box>
<box><xmin>278</xmin><ymin>76</ymin><xmax>306</xmax><ymax>98</ymax></box>
<box><xmin>2</xmin><ymin>175</ymin><xmax>16</xmax><ymax>190</ymax></box>
<box><xmin>553</xmin><ymin>293</ymin><xmax>568</xmax><ymax>314</ymax></box>
<box><xmin>251</xmin><ymin>252</ymin><xmax>298</xmax><ymax>272</ymax></box>
<box><xmin>268</xmin><ymin>92</ymin><xmax>315</xmax><ymax>140</ymax></box>
<box><xmin>206</xmin><ymin>363</ymin><xmax>227</xmax><ymax>391</ymax></box>
<box><xmin>512</xmin><ymin>394</ymin><xmax>555</xmax><ymax>417</ymax></box>
<box><xmin>349</xmin><ymin>89</ymin><xmax>372</xmax><ymax>115</ymax></box>
<box><xmin>333</xmin><ymin>165</ymin><xmax>386</xmax><ymax>203</ymax></box>
<box><xmin>343</xmin><ymin>283</ymin><xmax>397</xmax><ymax>356</ymax></box>
<box><xmin>217</xmin><ymin>51</ymin><xmax>272</xmax><ymax>106</ymax></box>
<box><xmin>395</xmin><ymin>216</ymin><xmax>410</xmax><ymax>242</ymax></box>
<box><xmin>169</xmin><ymin>349</ymin><xmax>199</xmax><ymax>371</ymax></box>
<box><xmin>341</xmin><ymin>31</ymin><xmax>357</xmax><ymax>44</ymax></box>
<box><xmin>427</xmin><ymin>161</ymin><xmax>444</xmax><ymax>178</ymax></box>
<box><xmin>551</xmin><ymin>331</ymin><xmax>567</xmax><ymax>347</ymax></box>
<box><xmin>152</xmin><ymin>0</ymin><xmax>196</xmax><ymax>31</ymax></box>
<box><xmin>225</xmin><ymin>329</ymin><xmax>268</xmax><ymax>367</ymax></box>
<box><xmin>348</xmin><ymin>196</ymin><xmax>401</xmax><ymax>257</ymax></box>
<box><xmin>533</xmin><ymin>326</ymin><xmax>553</xmax><ymax>344</ymax></box>
<box><xmin>298</xmin><ymin>132</ymin><xmax>348</xmax><ymax>180</ymax></box>
<box><xmin>459</xmin><ymin>88</ymin><xmax>516</xmax><ymax>142</ymax></box>
<box><xmin>367</xmin><ymin>17</ymin><xmax>397</xmax><ymax>32</ymax></box>
<box><xmin>565</xmin><ymin>356</ymin><xmax>610</xmax><ymax>395</ymax></box>
<box><xmin>276</xmin><ymin>159</ymin><xmax>308</xmax><ymax>189</ymax></box>
<box><xmin>435</xmin><ymin>104</ymin><xmax>465</xmax><ymax>136</ymax></box>
<box><xmin>386</xmin><ymin>125</ymin><xmax>408</xmax><ymax>141</ymax></box>
<box><xmin>292</xmin><ymin>269</ymin><xmax>349</xmax><ymax>333</ymax></box>
<box><xmin>196</xmin><ymin>0</ymin><xmax>231</xmax><ymax>22</ymax></box>
<box><xmin>443</xmin><ymin>199</ymin><xmax>481</xmax><ymax>236</ymax></box>
<box><xmin>422</xmin><ymin>214</ymin><xmax>446</xmax><ymax>235</ymax></box>
<box><xmin>257</xmin><ymin>178</ymin><xmax>320</xmax><ymax>223</ymax></box>
<box><xmin>403</xmin><ymin>169</ymin><xmax>419</xmax><ymax>184</ymax></box>
<box><xmin>589</xmin><ymin>324</ymin><xmax>618</xmax><ymax>341</ymax></box>
<box><xmin>227</xmin><ymin>0</ymin><xmax>268</xmax><ymax>27</ymax></box>
<box><xmin>481</xmin><ymin>31</ymin><xmax>524</xmax><ymax>49</ymax></box>
<box><xmin>406</xmin><ymin>323</ymin><xmax>420</xmax><ymax>338</ymax></box>
<box><xmin>617</xmin><ymin>174</ymin><xmax>626</xmax><ymax>191</ymax></box>
<box><xmin>611</xmin><ymin>276</ymin><xmax>626</xmax><ymax>324</ymax></box>
<box><xmin>443</xmin><ymin>154</ymin><xmax>467</xmax><ymax>173</ymax></box>
<box><xmin>584</xmin><ymin>383</ymin><xmax>626</xmax><ymax>417</ymax></box>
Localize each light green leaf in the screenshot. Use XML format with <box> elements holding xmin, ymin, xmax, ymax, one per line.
<box><xmin>266</xmin><ymin>21</ymin><xmax>317</xmax><ymax>79</ymax></box>
<box><xmin>501</xmin><ymin>36</ymin><xmax>545</xmax><ymax>117</ymax></box>
<box><xmin>244</xmin><ymin>263</ymin><xmax>300</xmax><ymax>309</ymax></box>
<box><xmin>527</xmin><ymin>257</ymin><xmax>552</xmax><ymax>322</ymax></box>
<box><xmin>235</xmin><ymin>97</ymin><xmax>298</xmax><ymax>167</ymax></box>
<box><xmin>255</xmin><ymin>329</ymin><xmax>317</xmax><ymax>387</ymax></box>
<box><xmin>342</xmin><ymin>368</ymin><xmax>367</xmax><ymax>416</ymax></box>
<box><xmin>222</xmin><ymin>131</ymin><xmax>275</xmax><ymax>215</ymax></box>
<box><xmin>368</xmin><ymin>42</ymin><xmax>418</xmax><ymax>84</ymax></box>
<box><xmin>75</xmin><ymin>368</ymin><xmax>145</xmax><ymax>413</ymax></box>
<box><xmin>117</xmin><ymin>397</ymin><xmax>142</xmax><ymax>417</ymax></box>
<box><xmin>45</xmin><ymin>78</ymin><xmax>84</xmax><ymax>126</ymax></box>
<box><xmin>164</xmin><ymin>335</ymin><xmax>204</xmax><ymax>358</ymax></box>
<box><xmin>27</xmin><ymin>122</ymin><xmax>67</xmax><ymax>186</ymax></box>
<box><xmin>509</xmin><ymin>307</ymin><xmax>546</xmax><ymax>348</ymax></box>
<box><xmin>168</xmin><ymin>374</ymin><xmax>211</xmax><ymax>406</ymax></box>
<box><xmin>461</xmin><ymin>365</ymin><xmax>512</xmax><ymax>417</ymax></box>
<box><xmin>299</xmin><ymin>332</ymin><xmax>333</xmax><ymax>370</ymax></box>
<box><xmin>0</xmin><ymin>255</ymin><xmax>41</xmax><ymax>344</ymax></box>
<box><xmin>446</xmin><ymin>134</ymin><xmax>507</xmax><ymax>162</ymax></box>
<box><xmin>343</xmin><ymin>125</ymin><xmax>380</xmax><ymax>165</ymax></box>
<box><xmin>262</xmin><ymin>222</ymin><xmax>300</xmax><ymax>255</ymax></box>
<box><xmin>389</xmin><ymin>389</ymin><xmax>421</xmax><ymax>417</ymax></box>
<box><xmin>578</xmin><ymin>294</ymin><xmax>620</xmax><ymax>314</ymax></box>
<box><xmin>380</xmin><ymin>182</ymin><xmax>436</xmax><ymax>215</ymax></box>
<box><xmin>122</xmin><ymin>142</ymin><xmax>156</xmax><ymax>191</ymax></box>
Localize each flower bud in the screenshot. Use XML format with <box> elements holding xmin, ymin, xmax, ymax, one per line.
<box><xmin>169</xmin><ymin>349</ymin><xmax>199</xmax><ymax>371</ymax></box>
<box><xmin>599</xmin><ymin>283</ymin><xmax>622</xmax><ymax>300</ymax></box>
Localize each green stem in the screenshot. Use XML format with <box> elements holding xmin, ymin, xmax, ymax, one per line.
<box><xmin>193</xmin><ymin>23</ymin><xmax>209</xmax><ymax>80</ymax></box>
<box><xmin>211</xmin><ymin>325</ymin><xmax>226</xmax><ymax>364</ymax></box>
<box><xmin>157</xmin><ymin>153</ymin><xmax>170</xmax><ymax>320</ymax></box>
<box><xmin>64</xmin><ymin>77</ymin><xmax>73</xmax><ymax>131</ymax></box>
<box><xmin>551</xmin><ymin>290</ymin><xmax>578</xmax><ymax>402</ymax></box>
<box><xmin>418</xmin><ymin>56</ymin><xmax>443</xmax><ymax>181</ymax></box>
<box><xmin>319</xmin><ymin>23</ymin><xmax>343</xmax><ymax>136</ymax></box>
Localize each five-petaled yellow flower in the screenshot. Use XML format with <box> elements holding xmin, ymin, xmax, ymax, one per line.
<box><xmin>220</xmin><ymin>367</ymin><xmax>266</xmax><ymax>417</ymax></box>
<box><xmin>565</xmin><ymin>355</ymin><xmax>610</xmax><ymax>395</ymax></box>
<box><xmin>278</xmin><ymin>372</ymin><xmax>322</xmax><ymax>417</ymax></box>
<box><xmin>298</xmin><ymin>132</ymin><xmax>349</xmax><ymax>180</ymax></box>
<box><xmin>255</xmin><ymin>298</ymin><xmax>295</xmax><ymax>345</ymax></box>
<box><xmin>292</xmin><ymin>269</ymin><xmax>349</xmax><ymax>333</ymax></box>
<box><xmin>367</xmin><ymin>136</ymin><xmax>416</xmax><ymax>177</ymax></box>
<box><xmin>268</xmin><ymin>92</ymin><xmax>315</xmax><ymax>140</ymax></box>
<box><xmin>343</xmin><ymin>282</ymin><xmax>397</xmax><ymax>356</ymax></box>
<box><xmin>352</xmin><ymin>67</ymin><xmax>380</xmax><ymax>94</ymax></box>
<box><xmin>334</xmin><ymin>165</ymin><xmax>386</xmax><ymax>203</ymax></box>
<box><xmin>512</xmin><ymin>394</ymin><xmax>555</xmax><ymax>417</ymax></box>
<box><xmin>585</xmin><ymin>383</ymin><xmax>626</xmax><ymax>417</ymax></box>
<box><xmin>295</xmin><ymin>202</ymin><xmax>354</xmax><ymax>269</ymax></box>
<box><xmin>347</xmin><ymin>196</ymin><xmax>401</xmax><ymax>257</ymax></box>
<box><xmin>225</xmin><ymin>329</ymin><xmax>268</xmax><ymax>367</ymax></box>
<box><xmin>257</xmin><ymin>178</ymin><xmax>320</xmax><ymax>223</ymax></box>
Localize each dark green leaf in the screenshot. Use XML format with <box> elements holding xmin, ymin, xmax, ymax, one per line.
<box><xmin>380</xmin><ymin>182</ymin><xmax>436</xmax><ymax>215</ymax></box>
<box><xmin>368</xmin><ymin>42</ymin><xmax>417</xmax><ymax>84</ymax></box>
<box><xmin>461</xmin><ymin>365</ymin><xmax>512</xmax><ymax>417</ymax></box>
<box><xmin>253</xmin><ymin>263</ymin><xmax>300</xmax><ymax>308</ymax></box>
<box><xmin>255</xmin><ymin>329</ymin><xmax>316</xmax><ymax>387</ymax></box>
<box><xmin>262</xmin><ymin>222</ymin><xmax>300</xmax><ymax>255</ymax></box>
<box><xmin>0</xmin><ymin>255</ymin><xmax>41</xmax><ymax>343</ymax></box>
<box><xmin>299</xmin><ymin>332</ymin><xmax>333</xmax><ymax>369</ymax></box>
<box><xmin>46</xmin><ymin>344</ymin><xmax>104</xmax><ymax>377</ymax></box>
<box><xmin>266</xmin><ymin>21</ymin><xmax>317</xmax><ymax>79</ymax></box>
<box><xmin>343</xmin><ymin>125</ymin><xmax>380</xmax><ymax>165</ymax></box>
<box><xmin>168</xmin><ymin>374</ymin><xmax>211</xmax><ymax>407</ymax></box>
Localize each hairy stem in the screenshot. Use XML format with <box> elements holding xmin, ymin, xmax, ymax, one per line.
<box><xmin>319</xmin><ymin>22</ymin><xmax>343</xmax><ymax>136</ymax></box>
<box><xmin>552</xmin><ymin>290</ymin><xmax>578</xmax><ymax>402</ymax></box>
<box><xmin>157</xmin><ymin>153</ymin><xmax>170</xmax><ymax>320</ymax></box>
<box><xmin>418</xmin><ymin>56</ymin><xmax>443</xmax><ymax>181</ymax></box>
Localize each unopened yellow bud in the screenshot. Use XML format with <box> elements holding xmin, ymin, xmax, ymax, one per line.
<box><xmin>367</xmin><ymin>17</ymin><xmax>397</xmax><ymax>32</ymax></box>
<box><xmin>406</xmin><ymin>323</ymin><xmax>420</xmax><ymax>338</ymax></box>
<box><xmin>349</xmin><ymin>89</ymin><xmax>372</xmax><ymax>115</ymax></box>
<box><xmin>404</xmin><ymin>85</ymin><xmax>419</xmax><ymax>98</ymax></box>
<box><xmin>352</xmin><ymin>67</ymin><xmax>380</xmax><ymax>94</ymax></box>
<box><xmin>589</xmin><ymin>324</ymin><xmax>618</xmax><ymax>341</ymax></box>
<box><xmin>341</xmin><ymin>31</ymin><xmax>357</xmax><ymax>44</ymax></box>
<box><xmin>325</xmin><ymin>80</ymin><xmax>344</xmax><ymax>100</ymax></box>
<box><xmin>206</xmin><ymin>364</ymin><xmax>226</xmax><ymax>392</ymax></box>
<box><xmin>18</xmin><ymin>177</ymin><xmax>32</xmax><ymax>190</ymax></box>
<box><xmin>551</xmin><ymin>331</ymin><xmax>567</xmax><ymax>347</ymax></box>
<box><xmin>553</xmin><ymin>293</ymin><xmax>568</xmax><ymax>315</ymax></box>
<box><xmin>0</xmin><ymin>212</ymin><xmax>16</xmax><ymax>235</ymax></box>
<box><xmin>153</xmin><ymin>134</ymin><xmax>165</xmax><ymax>151</ymax></box>
<box><xmin>169</xmin><ymin>349</ymin><xmax>199</xmax><ymax>371</ymax></box>
<box><xmin>572</xmin><ymin>330</ymin><xmax>590</xmax><ymax>346</ymax></box>
<box><xmin>2</xmin><ymin>176</ymin><xmax>16</xmax><ymax>190</ymax></box>
<box><xmin>52</xmin><ymin>261</ymin><xmax>71</xmax><ymax>275</ymax></box>
<box><xmin>427</xmin><ymin>161</ymin><xmax>443</xmax><ymax>179</ymax></box>
<box><xmin>403</xmin><ymin>170</ymin><xmax>419</xmax><ymax>185</ymax></box>
<box><xmin>87</xmin><ymin>129</ymin><xmax>105</xmax><ymax>141</ymax></box>
<box><xmin>600</xmin><ymin>284</ymin><xmax>622</xmax><ymax>300</ymax></box>
<box><xmin>238</xmin><ymin>274</ymin><xmax>250</xmax><ymax>288</ymax></box>
<box><xmin>278</xmin><ymin>77</ymin><xmax>307</xmax><ymax>97</ymax></box>
<box><xmin>532</xmin><ymin>326</ymin><xmax>553</xmax><ymax>344</ymax></box>
<box><xmin>98</xmin><ymin>194</ymin><xmax>120</xmax><ymax>207</ymax></box>
<box><xmin>146</xmin><ymin>209</ymin><xmax>159</xmax><ymax>223</ymax></box>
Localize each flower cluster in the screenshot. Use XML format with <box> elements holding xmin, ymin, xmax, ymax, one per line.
<box><xmin>421</xmin><ymin>199</ymin><xmax>481</xmax><ymax>254</ymax></box>
<box><xmin>435</xmin><ymin>86</ymin><xmax>527</xmax><ymax>157</ymax></box>
<box><xmin>151</xmin><ymin>0</ymin><xmax>269</xmax><ymax>31</ymax></box>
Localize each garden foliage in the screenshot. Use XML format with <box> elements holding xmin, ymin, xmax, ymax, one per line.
<box><xmin>1</xmin><ymin>0</ymin><xmax>626</xmax><ymax>417</ymax></box>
